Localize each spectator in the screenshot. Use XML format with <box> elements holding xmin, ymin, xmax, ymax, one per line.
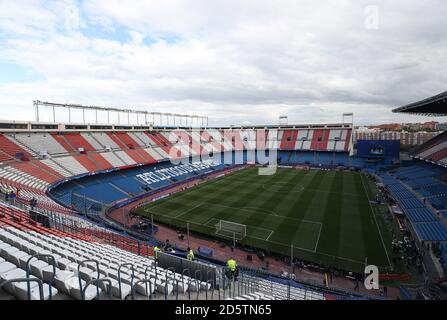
<box><xmin>163</xmin><ymin>239</ymin><xmax>172</xmax><ymax>251</ymax></box>
<box><xmin>186</xmin><ymin>247</ymin><xmax>195</xmax><ymax>261</ymax></box>
<box><xmin>153</xmin><ymin>245</ymin><xmax>161</xmax><ymax>261</ymax></box>
<box><xmin>30</xmin><ymin>197</ymin><xmax>37</xmax><ymax>209</ymax></box>
<box><xmin>226</xmin><ymin>256</ymin><xmax>238</xmax><ymax>280</ymax></box>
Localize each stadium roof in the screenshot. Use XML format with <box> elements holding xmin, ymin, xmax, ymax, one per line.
<box><xmin>392</xmin><ymin>91</ymin><xmax>447</xmax><ymax>116</ymax></box>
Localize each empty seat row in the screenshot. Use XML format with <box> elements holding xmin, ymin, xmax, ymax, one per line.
<box><xmin>9</xmin><ymin>133</ymin><xmax>68</xmax><ymax>155</ymax></box>
<box><xmin>227</xmin><ymin>292</ymin><xmax>276</xmax><ymax>300</ymax></box>
<box><xmin>0</xmin><ymin>134</ymin><xmax>35</xmax><ymax>159</ymax></box>
<box><xmin>242</xmin><ymin>275</ymin><xmax>324</xmax><ymax>300</ymax></box>
<box><xmin>0</xmin><ymin>166</ymin><xmax>49</xmax><ymax>191</ymax></box>
<box><xmin>413</xmin><ymin>222</ymin><xmax>447</xmax><ymax>241</ymax></box>
<box><xmin>40</xmin><ymin>159</ymin><xmax>73</xmax><ymax>177</ymax></box>
<box><xmin>0</xmin><ymin>225</ymin><xmax>211</xmax><ymax>300</ymax></box>
<box><xmin>398</xmin><ymin>198</ymin><xmax>426</xmax><ymax>210</ymax></box>
<box><xmin>405</xmin><ymin>208</ymin><xmax>438</xmax><ymax>223</ymax></box>
<box><xmin>52</xmin><ymin>156</ymin><xmax>89</xmax><ymax>176</ymax></box>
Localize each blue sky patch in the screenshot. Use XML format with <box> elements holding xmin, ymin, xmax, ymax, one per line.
<box><xmin>0</xmin><ymin>62</ymin><xmax>44</xmax><ymax>83</ymax></box>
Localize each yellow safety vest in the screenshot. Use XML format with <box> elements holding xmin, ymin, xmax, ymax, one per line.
<box><xmin>187</xmin><ymin>250</ymin><xmax>195</xmax><ymax>261</ymax></box>
<box><xmin>227</xmin><ymin>259</ymin><xmax>237</xmax><ymax>272</ymax></box>
<box><xmin>154</xmin><ymin>246</ymin><xmax>160</xmax><ymax>259</ymax></box>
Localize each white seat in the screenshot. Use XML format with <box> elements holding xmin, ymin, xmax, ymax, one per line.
<box><xmin>41</xmin><ymin>265</ymin><xmax>60</xmax><ymax>283</ymax></box>
<box><xmin>66</xmin><ymin>277</ymin><xmax>102</xmax><ymax>300</ymax></box>
<box><xmin>134</xmin><ymin>278</ymin><xmax>156</xmax><ymax>296</ymax></box>
<box><xmin>14</xmin><ymin>281</ymin><xmax>58</xmax><ymax>300</ymax></box>
<box><xmin>0</xmin><ymin>268</ymin><xmax>26</xmax><ymax>294</ymax></box>
<box><xmin>56</xmin><ymin>258</ymin><xmax>72</xmax><ymax>270</ymax></box>
<box><xmin>154</xmin><ymin>281</ymin><xmax>174</xmax><ymax>296</ymax></box>
<box><xmin>53</xmin><ymin>270</ymin><xmax>76</xmax><ymax>294</ymax></box>
<box><xmin>78</xmin><ymin>266</ymin><xmax>95</xmax><ymax>282</ymax></box>
<box><xmin>187</xmin><ymin>279</ymin><xmax>201</xmax><ymax>292</ymax></box>
<box><xmin>27</xmin><ymin>245</ymin><xmax>45</xmax><ymax>256</ymax></box>
<box><xmin>100</xmin><ymin>277</ymin><xmax>132</xmax><ymax>300</ymax></box>
<box><xmin>8</xmin><ymin>250</ymin><xmax>29</xmax><ymax>267</ymax></box>
<box><xmin>0</xmin><ymin>261</ymin><xmax>17</xmax><ymax>275</ymax></box>
<box><xmin>29</xmin><ymin>260</ymin><xmax>49</xmax><ymax>279</ymax></box>
<box><xmin>0</xmin><ymin>246</ymin><xmax>20</xmax><ymax>259</ymax></box>
<box><xmin>18</xmin><ymin>254</ymin><xmax>32</xmax><ymax>269</ymax></box>
<box><xmin>173</xmin><ymin>279</ymin><xmax>189</xmax><ymax>294</ymax></box>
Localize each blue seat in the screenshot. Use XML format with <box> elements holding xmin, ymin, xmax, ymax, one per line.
<box><xmin>414</xmin><ymin>222</ymin><xmax>447</xmax><ymax>241</ymax></box>
<box><xmin>405</xmin><ymin>208</ymin><xmax>438</xmax><ymax>222</ymax></box>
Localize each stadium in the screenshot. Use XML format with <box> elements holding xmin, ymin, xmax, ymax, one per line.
<box><xmin>1</xmin><ymin>2</ymin><xmax>447</xmax><ymax>307</ymax></box>
<box><xmin>0</xmin><ymin>92</ymin><xmax>445</xmax><ymax>302</ymax></box>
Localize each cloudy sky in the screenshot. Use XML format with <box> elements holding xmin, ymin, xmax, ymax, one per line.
<box><xmin>0</xmin><ymin>0</ymin><xmax>446</xmax><ymax>127</ymax></box>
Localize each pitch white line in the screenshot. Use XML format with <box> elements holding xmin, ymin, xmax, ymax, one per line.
<box><xmin>211</xmin><ymin>203</ymin><xmax>321</xmax><ymax>224</ymax></box>
<box><xmin>314</xmin><ymin>223</ymin><xmax>323</xmax><ymax>253</ymax></box>
<box><xmin>173</xmin><ymin>202</ymin><xmax>203</xmax><ymax>219</ymax></box>
<box><xmin>266</xmin><ymin>230</ymin><xmax>274</xmax><ymax>241</ymax></box>
<box><xmin>360</xmin><ymin>173</ymin><xmax>393</xmax><ymax>270</ymax></box>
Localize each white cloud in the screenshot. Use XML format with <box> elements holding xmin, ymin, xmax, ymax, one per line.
<box><xmin>0</xmin><ymin>0</ymin><xmax>446</xmax><ymax>126</ymax></box>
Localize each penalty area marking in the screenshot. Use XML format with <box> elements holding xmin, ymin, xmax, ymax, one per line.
<box><xmin>360</xmin><ymin>173</ymin><xmax>393</xmax><ymax>270</ymax></box>
<box><xmin>203</xmin><ymin>218</ymin><xmax>275</xmax><ymax>242</ymax></box>
<box><xmin>314</xmin><ymin>223</ymin><xmax>323</xmax><ymax>252</ymax></box>
<box><xmin>173</xmin><ymin>202</ymin><xmax>204</xmax><ymax>219</ymax></box>
<box><xmin>147</xmin><ymin>208</ymin><xmax>367</xmax><ymax>268</ymax></box>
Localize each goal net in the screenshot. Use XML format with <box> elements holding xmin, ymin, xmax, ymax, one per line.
<box><xmin>215</xmin><ymin>220</ymin><xmax>247</xmax><ymax>240</ymax></box>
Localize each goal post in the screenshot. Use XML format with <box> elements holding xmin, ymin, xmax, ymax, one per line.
<box><xmin>215</xmin><ymin>220</ymin><xmax>247</xmax><ymax>240</ymax></box>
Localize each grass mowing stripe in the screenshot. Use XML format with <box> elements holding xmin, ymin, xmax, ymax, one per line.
<box><xmin>239</xmin><ymin>169</ymin><xmax>304</xmax><ymax>239</ymax></box>
<box><xmin>338</xmin><ymin>173</ymin><xmax>367</xmax><ymax>263</ymax></box>
<box><xmin>134</xmin><ymin>167</ymin><xmax>391</xmax><ymax>273</ymax></box>
<box><xmin>316</xmin><ymin>171</ymin><xmax>344</xmax><ymax>269</ymax></box>
<box><xmin>148</xmin><ymin>168</ymin><xmax>269</xmax><ymax>232</ymax></box>
<box><xmin>360</xmin><ymin>173</ymin><xmax>393</xmax><ymax>269</ymax></box>
<box><xmin>269</xmin><ymin>170</ymin><xmax>325</xmax><ymax>254</ymax></box>
<box><xmin>201</xmin><ymin>170</ymin><xmax>286</xmax><ymax>235</ymax></box>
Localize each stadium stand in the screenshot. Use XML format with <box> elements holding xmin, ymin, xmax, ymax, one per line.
<box><xmin>52</xmin><ymin>156</ymin><xmax>89</xmax><ymax>176</ymax></box>
<box><xmin>89</xmin><ymin>153</ymin><xmax>113</xmax><ymax>171</ymax></box>
<box><xmin>394</xmin><ymin>92</ymin><xmax>447</xmax><ymax>168</ymax></box>
<box><xmin>50</xmin><ymin>160</ymin><xmax>228</xmax><ymax>210</ymax></box>
<box><xmin>80</xmin><ymin>133</ymin><xmax>105</xmax><ymax>151</ymax></box>
<box><xmin>377</xmin><ymin>162</ymin><xmax>447</xmax><ymax>242</ymax></box>
<box><xmin>51</xmin><ymin>134</ymin><xmax>76</xmax><ymax>153</ymax></box>
<box><xmin>90</xmin><ymin>132</ymin><xmax>120</xmax><ymax>150</ymax></box>
<box><xmin>106</xmin><ymin>133</ymin><xmax>128</xmax><ymax>149</ymax></box>
<box><xmin>0</xmin><ymin>166</ymin><xmax>48</xmax><ymax>191</ymax></box>
<box><xmin>130</xmin><ymin>132</ymin><xmax>155</xmax><ymax>147</ymax></box>
<box><xmin>40</xmin><ymin>159</ymin><xmax>72</xmax><ymax>178</ymax></box>
<box><xmin>0</xmin><ymin>134</ymin><xmax>34</xmax><ymax>161</ymax></box>
<box><xmin>8</xmin><ymin>133</ymin><xmax>66</xmax><ymax>156</ymax></box>
<box><xmin>2</xmin><ymin>124</ymin><xmax>379</xmax><ymax>300</ymax></box>
<box><xmin>144</xmin><ymin>148</ymin><xmax>165</xmax><ymax>161</ymax></box>
<box><xmin>114</xmin><ymin>150</ymin><xmax>137</xmax><ymax>166</ymax></box>
<box><xmin>441</xmin><ymin>244</ymin><xmax>447</xmax><ymax>271</ymax></box>
<box><xmin>413</xmin><ymin>222</ymin><xmax>447</xmax><ymax>241</ymax></box>
<box><xmin>1</xmin><ymin>201</ymin><xmax>341</xmax><ymax>301</ymax></box>
<box><xmin>64</xmin><ymin>133</ymin><xmax>96</xmax><ymax>152</ymax></box>
<box><xmin>115</xmin><ymin>132</ymin><xmax>141</xmax><ymax>148</ymax></box>
<box><xmin>101</xmin><ymin>152</ymin><xmax>126</xmax><ymax>168</ymax></box>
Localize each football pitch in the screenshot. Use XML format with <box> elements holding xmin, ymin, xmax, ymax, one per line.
<box><xmin>134</xmin><ymin>167</ymin><xmax>393</xmax><ymax>273</ymax></box>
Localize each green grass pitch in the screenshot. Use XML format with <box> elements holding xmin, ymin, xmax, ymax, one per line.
<box><xmin>134</xmin><ymin>167</ymin><xmax>393</xmax><ymax>273</ymax></box>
